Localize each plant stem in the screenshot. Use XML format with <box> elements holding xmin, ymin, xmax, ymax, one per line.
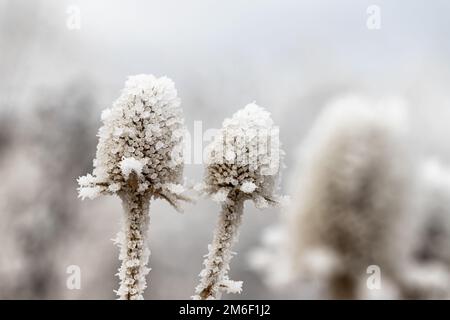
<box><xmin>196</xmin><ymin>194</ymin><xmax>244</xmax><ymax>300</ymax></box>
<box><xmin>117</xmin><ymin>191</ymin><xmax>151</xmax><ymax>300</ymax></box>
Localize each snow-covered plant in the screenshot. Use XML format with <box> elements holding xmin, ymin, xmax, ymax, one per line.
<box><xmin>251</xmin><ymin>96</ymin><xmax>418</xmax><ymax>299</ymax></box>
<box><xmin>193</xmin><ymin>103</ymin><xmax>284</xmax><ymax>300</ymax></box>
<box><xmin>286</xmin><ymin>96</ymin><xmax>418</xmax><ymax>299</ymax></box>
<box><xmin>77</xmin><ymin>74</ymin><xmax>187</xmax><ymax>300</ymax></box>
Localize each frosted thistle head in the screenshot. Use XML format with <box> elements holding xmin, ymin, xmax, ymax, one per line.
<box><xmin>77</xmin><ymin>74</ymin><xmax>187</xmax><ymax>209</ymax></box>
<box><xmin>201</xmin><ymin>103</ymin><xmax>284</xmax><ymax>208</ymax></box>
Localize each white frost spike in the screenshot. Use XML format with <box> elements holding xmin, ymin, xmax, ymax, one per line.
<box><xmin>220</xmin><ymin>279</ymin><xmax>243</xmax><ymax>294</ymax></box>
<box><xmin>78</xmin><ymin>186</ymin><xmax>102</xmax><ymax>200</ymax></box>
<box><xmin>211</xmin><ymin>189</ymin><xmax>229</xmax><ymax>202</ymax></box>
<box><xmin>77</xmin><ymin>74</ymin><xmax>187</xmax><ymax>300</ymax></box>
<box><xmin>165</xmin><ymin>183</ymin><xmax>185</xmax><ymax>195</ymax></box>
<box><xmin>120</xmin><ymin>157</ymin><xmax>145</xmax><ymax>179</ymax></box>
<box><xmin>240</xmin><ymin>181</ymin><xmax>257</xmax><ymax>193</ymax></box>
<box><xmin>194</xmin><ymin>103</ymin><xmax>284</xmax><ymax>300</ymax></box>
<box><xmin>108</xmin><ymin>183</ymin><xmax>121</xmax><ymax>193</ymax></box>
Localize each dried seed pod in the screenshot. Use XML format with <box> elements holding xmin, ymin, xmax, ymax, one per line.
<box><xmin>194</xmin><ymin>102</ymin><xmax>284</xmax><ymax>300</ymax></box>
<box><xmin>78</xmin><ymin>74</ymin><xmax>187</xmax><ymax>300</ymax></box>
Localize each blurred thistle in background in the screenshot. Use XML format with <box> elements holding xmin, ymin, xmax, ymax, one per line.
<box><xmin>1</xmin><ymin>0</ymin><xmax>450</xmax><ymax>299</ymax></box>
<box><xmin>250</xmin><ymin>96</ymin><xmax>450</xmax><ymax>299</ymax></box>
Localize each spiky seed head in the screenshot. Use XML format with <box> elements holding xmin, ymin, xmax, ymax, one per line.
<box><xmin>202</xmin><ymin>102</ymin><xmax>284</xmax><ymax>207</ymax></box>
<box><xmin>77</xmin><ymin>74</ymin><xmax>186</xmax><ymax>206</ymax></box>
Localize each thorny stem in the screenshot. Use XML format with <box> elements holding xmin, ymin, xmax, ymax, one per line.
<box><xmin>117</xmin><ymin>189</ymin><xmax>151</xmax><ymax>300</ymax></box>
<box><xmin>197</xmin><ymin>193</ymin><xmax>244</xmax><ymax>300</ymax></box>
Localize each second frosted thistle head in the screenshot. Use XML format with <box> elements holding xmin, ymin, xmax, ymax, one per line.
<box><xmin>202</xmin><ymin>103</ymin><xmax>284</xmax><ymax>208</ymax></box>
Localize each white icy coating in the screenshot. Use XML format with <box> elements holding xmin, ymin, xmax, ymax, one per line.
<box><xmin>77</xmin><ymin>74</ymin><xmax>187</xmax><ymax>300</ymax></box>
<box><xmin>77</xmin><ymin>74</ymin><xmax>186</xmax><ymax>207</ymax></box>
<box><xmin>202</xmin><ymin>102</ymin><xmax>284</xmax><ymax>205</ymax></box>
<box><xmin>77</xmin><ymin>185</ymin><xmax>103</xmax><ymax>200</ymax></box>
<box><xmin>194</xmin><ymin>103</ymin><xmax>284</xmax><ymax>300</ymax></box>
<box><xmin>211</xmin><ymin>188</ymin><xmax>229</xmax><ymax>203</ymax></box>
<box><xmin>240</xmin><ymin>181</ymin><xmax>257</xmax><ymax>193</ymax></box>
<box><xmin>165</xmin><ymin>182</ymin><xmax>185</xmax><ymax>195</ymax></box>
<box><xmin>120</xmin><ymin>157</ymin><xmax>145</xmax><ymax>179</ymax></box>
<box><xmin>220</xmin><ymin>278</ymin><xmax>243</xmax><ymax>294</ymax></box>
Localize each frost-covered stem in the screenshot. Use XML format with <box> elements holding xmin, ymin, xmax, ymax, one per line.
<box><xmin>196</xmin><ymin>194</ymin><xmax>244</xmax><ymax>300</ymax></box>
<box><xmin>116</xmin><ymin>189</ymin><xmax>151</xmax><ymax>300</ymax></box>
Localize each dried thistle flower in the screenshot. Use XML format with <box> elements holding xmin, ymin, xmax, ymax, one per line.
<box><xmin>283</xmin><ymin>96</ymin><xmax>414</xmax><ymax>299</ymax></box>
<box><xmin>77</xmin><ymin>74</ymin><xmax>187</xmax><ymax>300</ymax></box>
<box><xmin>193</xmin><ymin>102</ymin><xmax>284</xmax><ymax>300</ymax></box>
<box><xmin>249</xmin><ymin>96</ymin><xmax>424</xmax><ymax>299</ymax></box>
